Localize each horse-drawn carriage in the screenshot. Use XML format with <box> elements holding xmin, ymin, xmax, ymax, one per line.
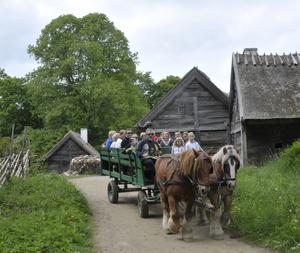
<box><xmin>99</xmin><ymin>146</ymin><xmax>171</xmax><ymax>218</ymax></box>
<box><xmin>100</xmin><ymin>145</ymin><xmax>240</xmax><ymax>241</ymax></box>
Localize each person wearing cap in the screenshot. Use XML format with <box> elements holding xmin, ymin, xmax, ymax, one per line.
<box><xmin>136</xmin><ymin>128</ymin><xmax>160</xmax><ymax>181</ymax></box>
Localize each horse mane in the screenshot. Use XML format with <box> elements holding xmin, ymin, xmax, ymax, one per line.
<box><xmin>212</xmin><ymin>145</ymin><xmax>240</xmax><ymax>166</ymax></box>
<box><xmin>179</xmin><ymin>150</ymin><xmax>204</xmax><ymax>177</ymax></box>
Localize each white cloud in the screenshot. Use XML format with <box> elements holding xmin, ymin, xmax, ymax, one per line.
<box><xmin>0</xmin><ymin>0</ymin><xmax>300</xmax><ymax>91</ymax></box>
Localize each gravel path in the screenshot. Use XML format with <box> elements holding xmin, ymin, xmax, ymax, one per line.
<box><xmin>70</xmin><ymin>176</ymin><xmax>273</xmax><ymax>253</ymax></box>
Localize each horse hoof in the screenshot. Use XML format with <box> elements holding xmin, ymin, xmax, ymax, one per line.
<box><xmin>164</xmin><ymin>229</ymin><xmax>173</xmax><ymax>235</ymax></box>
<box><xmin>211</xmin><ymin>234</ymin><xmax>224</xmax><ymax>240</ymax></box>
<box><xmin>198</xmin><ymin>220</ymin><xmax>209</xmax><ymax>226</ymax></box>
<box><xmin>182</xmin><ymin>234</ymin><xmax>193</xmax><ymax>242</ymax></box>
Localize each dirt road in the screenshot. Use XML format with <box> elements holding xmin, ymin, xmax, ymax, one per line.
<box><xmin>70</xmin><ymin>176</ymin><xmax>273</xmax><ymax>253</ymax></box>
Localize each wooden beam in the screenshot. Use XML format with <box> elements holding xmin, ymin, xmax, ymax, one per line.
<box><xmin>291</xmin><ymin>53</ymin><xmax>297</xmax><ymax>65</ymax></box>
<box><xmin>278</xmin><ymin>54</ymin><xmax>284</xmax><ymax>65</ymax></box>
<box><xmin>285</xmin><ymin>53</ymin><xmax>291</xmax><ymax>67</ymax></box>
<box><xmin>257</xmin><ymin>55</ymin><xmax>262</xmax><ymax>65</ymax></box>
<box><xmin>264</xmin><ymin>54</ymin><xmax>269</xmax><ymax>66</ymax></box>
<box><xmin>241</xmin><ymin>120</ymin><xmax>248</xmax><ymax>166</ymax></box>
<box><xmin>236</xmin><ymin>53</ymin><xmax>240</xmax><ymax>64</ymax></box>
<box><xmin>193</xmin><ymin>97</ymin><xmax>199</xmax><ymax>130</ymax></box>
<box><xmin>271</xmin><ymin>53</ymin><xmax>276</xmax><ymax>66</ymax></box>
<box><xmin>244</xmin><ymin>54</ymin><xmax>248</xmax><ymax>65</ymax></box>
<box><xmin>251</xmin><ymin>52</ymin><xmax>256</xmax><ymax>66</ymax></box>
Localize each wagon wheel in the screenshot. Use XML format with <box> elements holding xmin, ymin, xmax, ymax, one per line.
<box><xmin>137</xmin><ymin>190</ymin><xmax>149</xmax><ymax>218</ymax></box>
<box><xmin>107</xmin><ymin>180</ymin><xmax>119</xmax><ymax>204</ymax></box>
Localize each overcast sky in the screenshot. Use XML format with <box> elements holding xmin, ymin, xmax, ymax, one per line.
<box><xmin>0</xmin><ymin>0</ymin><xmax>299</xmax><ymax>92</ymax></box>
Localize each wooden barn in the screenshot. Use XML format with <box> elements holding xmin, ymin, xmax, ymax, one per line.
<box><xmin>229</xmin><ymin>48</ymin><xmax>300</xmax><ymax>165</ymax></box>
<box><xmin>136</xmin><ymin>67</ymin><xmax>229</xmax><ymax>150</ymax></box>
<box><xmin>44</xmin><ymin>130</ymin><xmax>99</xmax><ymax>173</ymax></box>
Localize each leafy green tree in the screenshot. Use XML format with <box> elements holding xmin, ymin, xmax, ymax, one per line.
<box><xmin>136</xmin><ymin>74</ymin><xmax>180</xmax><ymax>108</ymax></box>
<box><xmin>0</xmin><ymin>69</ymin><xmax>38</xmax><ymax>136</ymax></box>
<box><xmin>27</xmin><ymin>13</ymin><xmax>148</xmax><ymax>143</ymax></box>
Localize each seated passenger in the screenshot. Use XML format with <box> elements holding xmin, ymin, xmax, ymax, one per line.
<box><xmin>105</xmin><ymin>130</ymin><xmax>116</xmax><ymax>148</ymax></box>
<box><xmin>171</xmin><ymin>137</ymin><xmax>185</xmax><ymax>156</ymax></box>
<box><xmin>159</xmin><ymin>131</ymin><xmax>173</xmax><ymax>147</ymax></box>
<box><xmin>185</xmin><ymin>132</ymin><xmax>203</xmax><ymax>151</ymax></box>
<box><xmin>110</xmin><ymin>133</ymin><xmax>120</xmax><ymax>148</ymax></box>
<box><xmin>115</xmin><ymin>129</ymin><xmax>126</xmax><ymax>148</ymax></box>
<box><xmin>136</xmin><ymin>129</ymin><xmax>160</xmax><ymax>181</ymax></box>
<box><xmin>121</xmin><ymin>128</ymin><xmax>132</xmax><ymax>150</ymax></box>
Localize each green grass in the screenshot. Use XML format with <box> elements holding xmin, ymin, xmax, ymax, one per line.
<box><xmin>230</xmin><ymin>141</ymin><xmax>300</xmax><ymax>252</ymax></box>
<box><xmin>0</xmin><ymin>174</ymin><xmax>94</xmax><ymax>253</ymax></box>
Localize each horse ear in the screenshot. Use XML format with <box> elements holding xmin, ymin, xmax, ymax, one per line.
<box><xmin>192</xmin><ymin>148</ymin><xmax>199</xmax><ymax>158</ymax></box>
<box><xmin>223</xmin><ymin>147</ymin><xmax>227</xmax><ymax>155</ymax></box>
<box><xmin>206</xmin><ymin>147</ymin><xmax>214</xmax><ymax>156</ymax></box>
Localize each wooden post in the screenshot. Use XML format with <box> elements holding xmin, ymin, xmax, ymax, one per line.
<box><xmin>241</xmin><ymin>119</ymin><xmax>248</xmax><ymax>166</ymax></box>
<box><xmin>193</xmin><ymin>97</ymin><xmax>199</xmax><ymax>129</ymax></box>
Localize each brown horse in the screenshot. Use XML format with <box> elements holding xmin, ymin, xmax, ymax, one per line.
<box><xmin>197</xmin><ymin>145</ymin><xmax>240</xmax><ymax>239</ymax></box>
<box><xmin>155</xmin><ymin>149</ymin><xmax>213</xmax><ymax>241</ymax></box>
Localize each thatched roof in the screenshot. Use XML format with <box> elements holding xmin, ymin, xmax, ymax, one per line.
<box><xmin>44</xmin><ymin>131</ymin><xmax>99</xmax><ymax>161</ymax></box>
<box><xmin>136</xmin><ymin>67</ymin><xmax>228</xmax><ymax>128</ymax></box>
<box><xmin>230</xmin><ymin>48</ymin><xmax>300</xmax><ymax>120</ymax></box>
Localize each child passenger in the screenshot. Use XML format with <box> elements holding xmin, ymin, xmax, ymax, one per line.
<box><xmin>171</xmin><ymin>137</ymin><xmax>185</xmax><ymax>155</ymax></box>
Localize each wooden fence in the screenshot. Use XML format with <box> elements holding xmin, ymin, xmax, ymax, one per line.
<box><xmin>0</xmin><ymin>126</ymin><xmax>30</xmax><ymax>186</ymax></box>
<box><xmin>0</xmin><ymin>150</ymin><xmax>30</xmax><ymax>186</ymax></box>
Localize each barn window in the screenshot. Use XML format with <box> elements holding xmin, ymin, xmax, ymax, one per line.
<box><xmin>178</xmin><ymin>104</ymin><xmax>185</xmax><ymax>114</ymax></box>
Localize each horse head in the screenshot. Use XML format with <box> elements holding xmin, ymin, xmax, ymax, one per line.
<box><xmin>181</xmin><ymin>149</ymin><xmax>213</xmax><ymax>195</ymax></box>
<box><xmin>220</xmin><ymin>145</ymin><xmax>240</xmax><ymax>189</ymax></box>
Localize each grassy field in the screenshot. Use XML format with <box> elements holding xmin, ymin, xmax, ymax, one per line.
<box><xmin>230</xmin><ymin>141</ymin><xmax>300</xmax><ymax>252</ymax></box>
<box><xmin>0</xmin><ymin>174</ymin><xmax>94</xmax><ymax>253</ymax></box>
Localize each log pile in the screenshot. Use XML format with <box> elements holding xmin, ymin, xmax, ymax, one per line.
<box><xmin>0</xmin><ymin>150</ymin><xmax>30</xmax><ymax>186</ymax></box>
<box><xmin>63</xmin><ymin>155</ymin><xmax>100</xmax><ymax>176</ymax></box>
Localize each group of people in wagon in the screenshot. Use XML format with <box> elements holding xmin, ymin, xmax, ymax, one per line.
<box><xmin>103</xmin><ymin>128</ymin><xmax>203</xmax><ymax>156</ymax></box>
<box><xmin>103</xmin><ymin>128</ymin><xmax>203</xmax><ymax>181</ymax></box>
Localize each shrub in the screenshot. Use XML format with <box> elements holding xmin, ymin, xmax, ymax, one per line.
<box><xmin>0</xmin><ymin>174</ymin><xmax>94</xmax><ymax>253</ymax></box>
<box><xmin>230</xmin><ymin>141</ymin><xmax>300</xmax><ymax>252</ymax></box>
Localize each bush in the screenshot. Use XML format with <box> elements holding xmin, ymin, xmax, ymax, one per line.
<box><xmin>0</xmin><ymin>174</ymin><xmax>94</xmax><ymax>253</ymax></box>
<box><xmin>230</xmin><ymin>141</ymin><xmax>300</xmax><ymax>252</ymax></box>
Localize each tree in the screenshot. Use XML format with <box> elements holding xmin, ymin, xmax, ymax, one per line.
<box><xmin>136</xmin><ymin>74</ymin><xmax>180</xmax><ymax>108</ymax></box>
<box><xmin>0</xmin><ymin>69</ymin><xmax>38</xmax><ymax>136</ymax></box>
<box><xmin>27</xmin><ymin>13</ymin><xmax>148</xmax><ymax>143</ymax></box>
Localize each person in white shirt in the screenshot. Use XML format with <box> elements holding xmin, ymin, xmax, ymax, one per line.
<box><xmin>185</xmin><ymin>132</ymin><xmax>203</xmax><ymax>151</ymax></box>
<box><xmin>115</xmin><ymin>129</ymin><xmax>125</xmax><ymax>148</ymax></box>
<box><xmin>171</xmin><ymin>137</ymin><xmax>185</xmax><ymax>155</ymax></box>
<box><xmin>110</xmin><ymin>133</ymin><xmax>120</xmax><ymax>148</ymax></box>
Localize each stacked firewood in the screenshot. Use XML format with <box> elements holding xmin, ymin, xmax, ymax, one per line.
<box><xmin>0</xmin><ymin>150</ymin><xmax>30</xmax><ymax>186</ymax></box>
<box><xmin>63</xmin><ymin>155</ymin><xmax>100</xmax><ymax>176</ymax></box>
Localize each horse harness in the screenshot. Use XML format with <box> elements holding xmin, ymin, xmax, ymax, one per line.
<box><xmin>160</xmin><ymin>156</ymin><xmax>209</xmax><ymax>188</ymax></box>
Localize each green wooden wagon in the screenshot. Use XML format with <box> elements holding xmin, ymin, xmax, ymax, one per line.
<box><xmin>99</xmin><ymin>147</ymin><xmax>171</xmax><ymax>218</ymax></box>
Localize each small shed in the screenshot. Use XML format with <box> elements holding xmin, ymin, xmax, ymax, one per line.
<box><xmin>44</xmin><ymin>130</ymin><xmax>99</xmax><ymax>173</ymax></box>
<box><xmin>136</xmin><ymin>67</ymin><xmax>229</xmax><ymax>151</ymax></box>
<box><xmin>229</xmin><ymin>48</ymin><xmax>300</xmax><ymax>165</ymax></box>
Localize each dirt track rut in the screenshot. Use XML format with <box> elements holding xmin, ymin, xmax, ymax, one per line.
<box><xmin>70</xmin><ymin>176</ymin><xmax>273</xmax><ymax>253</ymax></box>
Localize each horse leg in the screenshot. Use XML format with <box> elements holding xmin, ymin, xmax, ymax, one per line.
<box><xmin>167</xmin><ymin>195</ymin><xmax>180</xmax><ymax>234</ymax></box>
<box><xmin>160</xmin><ymin>192</ymin><xmax>170</xmax><ymax>234</ymax></box>
<box><xmin>182</xmin><ymin>200</ymin><xmax>194</xmax><ymax>241</ymax></box>
<box><xmin>209</xmin><ymin>189</ymin><xmax>224</xmax><ymax>240</ymax></box>
<box><xmin>196</xmin><ymin>205</ymin><xmax>209</xmax><ymax>226</ymax></box>
<box><xmin>221</xmin><ymin>189</ymin><xmax>233</xmax><ymax>227</ymax></box>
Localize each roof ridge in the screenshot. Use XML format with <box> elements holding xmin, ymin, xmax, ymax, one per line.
<box><xmin>234</xmin><ymin>52</ymin><xmax>299</xmax><ymax>67</ymax></box>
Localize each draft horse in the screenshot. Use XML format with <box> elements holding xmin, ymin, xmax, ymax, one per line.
<box><xmin>155</xmin><ymin>149</ymin><xmax>213</xmax><ymax>241</ymax></box>
<box><xmin>197</xmin><ymin>145</ymin><xmax>240</xmax><ymax>239</ymax></box>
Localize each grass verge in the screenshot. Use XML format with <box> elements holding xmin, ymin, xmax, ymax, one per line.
<box><xmin>230</xmin><ymin>141</ymin><xmax>300</xmax><ymax>252</ymax></box>
<box><xmin>0</xmin><ymin>173</ymin><xmax>94</xmax><ymax>253</ymax></box>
